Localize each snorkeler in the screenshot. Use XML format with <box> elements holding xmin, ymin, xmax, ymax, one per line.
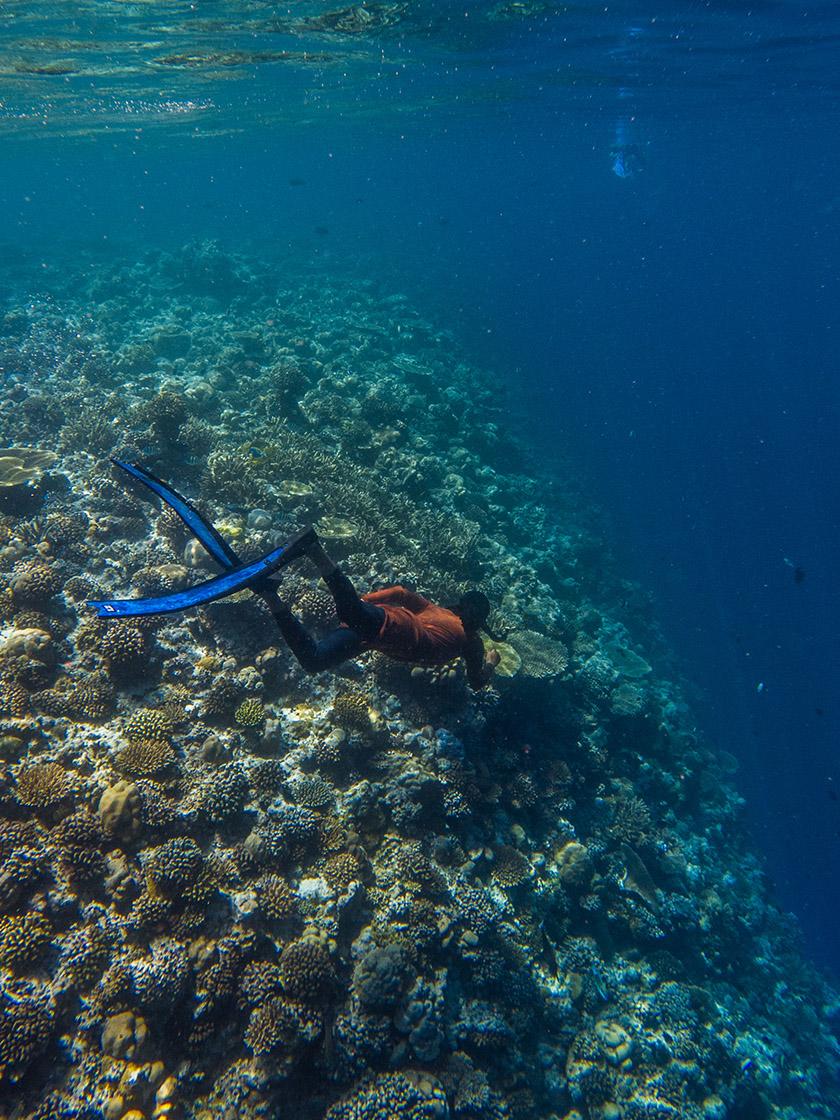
<box><xmin>89</xmin><ymin>461</ymin><xmax>500</xmax><ymax>690</ymax></box>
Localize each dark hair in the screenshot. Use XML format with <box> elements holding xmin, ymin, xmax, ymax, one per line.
<box><xmin>454</xmin><ymin>589</ymin><xmax>491</xmax><ymax>633</ymax></box>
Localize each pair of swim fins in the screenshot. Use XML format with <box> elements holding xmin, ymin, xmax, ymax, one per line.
<box><xmin>88</xmin><ymin>460</ymin><xmax>308</xmax><ymax>619</ymax></box>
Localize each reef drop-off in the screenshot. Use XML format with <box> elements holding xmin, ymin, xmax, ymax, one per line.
<box><xmin>0</xmin><ymin>242</ymin><xmax>837</xmax><ymax>1120</ymax></box>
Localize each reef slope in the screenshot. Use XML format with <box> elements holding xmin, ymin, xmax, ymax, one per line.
<box><xmin>0</xmin><ymin>243</ymin><xmax>837</xmax><ymax>1120</ymax></box>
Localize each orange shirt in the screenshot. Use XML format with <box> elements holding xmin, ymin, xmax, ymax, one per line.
<box><xmin>360</xmin><ymin>586</ymin><xmax>468</xmax><ymax>664</ymax></box>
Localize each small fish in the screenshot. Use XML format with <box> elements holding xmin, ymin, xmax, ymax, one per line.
<box><xmin>288</xmin><ymin>177</ymin><xmax>306</xmax><ymax>186</ymax></box>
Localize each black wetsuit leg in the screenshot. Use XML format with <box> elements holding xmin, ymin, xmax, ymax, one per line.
<box><xmin>323</xmin><ymin>567</ymin><xmax>384</xmax><ymax>640</ymax></box>
<box><xmin>262</xmin><ymin>568</ymin><xmax>383</xmax><ymax>673</ymax></box>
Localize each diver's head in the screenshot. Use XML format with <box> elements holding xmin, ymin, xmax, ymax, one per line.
<box><xmin>454</xmin><ymin>589</ymin><xmax>491</xmax><ymax>633</ymax></box>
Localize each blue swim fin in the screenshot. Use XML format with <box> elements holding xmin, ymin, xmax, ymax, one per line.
<box><xmin>88</xmin><ymin>542</ymin><xmax>290</xmax><ymax>618</ymax></box>
<box><xmin>111</xmin><ymin>459</ymin><xmax>240</xmax><ymax>571</ymax></box>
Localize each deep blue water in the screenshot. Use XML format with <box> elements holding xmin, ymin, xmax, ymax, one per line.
<box><xmin>2</xmin><ymin>0</ymin><xmax>840</xmax><ymax>975</ymax></box>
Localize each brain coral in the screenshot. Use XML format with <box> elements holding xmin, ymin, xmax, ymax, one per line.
<box><xmin>98</xmin><ymin>779</ymin><xmax>143</xmax><ymax>842</ymax></box>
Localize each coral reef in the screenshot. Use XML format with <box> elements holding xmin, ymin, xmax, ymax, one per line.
<box><xmin>0</xmin><ymin>242</ymin><xmax>836</xmax><ymax>1120</ymax></box>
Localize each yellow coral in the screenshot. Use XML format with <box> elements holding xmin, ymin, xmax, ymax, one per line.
<box><xmin>234</xmin><ymin>697</ymin><xmax>265</xmax><ymax>727</ymax></box>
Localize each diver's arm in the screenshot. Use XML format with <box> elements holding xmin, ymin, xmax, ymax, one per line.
<box><xmin>464</xmin><ymin>634</ymin><xmax>500</xmax><ymax>690</ymax></box>
<box><xmin>363</xmin><ymin>586</ymin><xmax>431</xmax><ymax>613</ymax></box>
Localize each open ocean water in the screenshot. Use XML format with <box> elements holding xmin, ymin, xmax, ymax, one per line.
<box><xmin>1</xmin><ymin>3</ymin><xmax>840</xmax><ymax>1119</ymax></box>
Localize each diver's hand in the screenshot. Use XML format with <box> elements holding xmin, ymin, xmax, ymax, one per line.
<box><xmin>486</xmin><ymin>649</ymin><xmax>501</xmax><ymax>671</ymax></box>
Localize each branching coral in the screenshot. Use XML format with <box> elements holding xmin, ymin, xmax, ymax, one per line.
<box><xmin>116</xmin><ymin>738</ymin><xmax>176</xmax><ymax>776</ymax></box>
<box><xmin>257</xmin><ymin>875</ymin><xmax>299</xmax><ymax>924</ymax></box>
<box><xmin>280</xmin><ymin>937</ymin><xmax>337</xmax><ymax>1002</ymax></box>
<box><xmin>234</xmin><ymin>697</ymin><xmax>265</xmax><ymax>727</ymax></box>
<box><xmin>0</xmin><ymin>912</ymin><xmax>52</xmax><ymax>969</ymax></box>
<box><xmin>15</xmin><ymin>762</ymin><xmax>72</xmax><ymax>810</ymax></box>
<box><xmin>0</xmin><ymin>991</ymin><xmax>54</xmax><ymax>1084</ymax></box>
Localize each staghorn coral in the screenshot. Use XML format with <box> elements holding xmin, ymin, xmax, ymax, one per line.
<box><xmin>206</xmin><ymin>447</ymin><xmax>262</xmax><ymax>505</ymax></box>
<box><xmin>610</xmin><ymin>791</ymin><xmax>653</xmax><ymax>847</ymax></box>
